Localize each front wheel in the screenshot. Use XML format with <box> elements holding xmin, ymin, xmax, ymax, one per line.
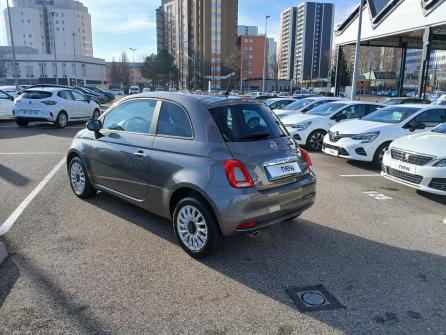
<box><xmin>68</xmin><ymin>157</ymin><xmax>96</xmax><ymax>198</ymax></box>
<box><xmin>373</xmin><ymin>142</ymin><xmax>390</xmax><ymax>168</ymax></box>
<box><xmin>306</xmin><ymin>130</ymin><xmax>326</xmax><ymax>151</ymax></box>
<box><xmin>55</xmin><ymin>111</ymin><xmax>68</xmax><ymax>128</ymax></box>
<box><xmin>173</xmin><ymin>197</ymin><xmax>222</xmax><ymax>258</ymax></box>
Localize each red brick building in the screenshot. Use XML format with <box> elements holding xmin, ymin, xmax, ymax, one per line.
<box><xmin>239</xmin><ymin>35</ymin><xmax>266</xmax><ymax>80</ymax></box>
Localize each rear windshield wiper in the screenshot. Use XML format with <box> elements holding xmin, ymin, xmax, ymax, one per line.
<box><xmin>239</xmin><ymin>132</ymin><xmax>271</xmax><ymax>140</ymax></box>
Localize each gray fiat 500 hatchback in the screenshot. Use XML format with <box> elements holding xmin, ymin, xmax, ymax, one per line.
<box><xmin>67</xmin><ymin>93</ymin><xmax>316</xmax><ymax>257</ymax></box>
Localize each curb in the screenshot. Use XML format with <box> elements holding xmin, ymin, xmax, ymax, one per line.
<box><xmin>0</xmin><ymin>242</ymin><xmax>7</xmax><ymax>266</ymax></box>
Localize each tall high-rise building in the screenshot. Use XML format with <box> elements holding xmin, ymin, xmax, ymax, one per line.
<box><xmin>4</xmin><ymin>0</ymin><xmax>93</xmax><ymax>57</ymax></box>
<box><xmin>237</xmin><ymin>25</ymin><xmax>258</xmax><ymax>36</ymax></box>
<box><xmin>156</xmin><ymin>0</ymin><xmax>238</xmax><ymax>90</ymax></box>
<box><xmin>278</xmin><ymin>7</ymin><xmax>297</xmax><ymax>80</ymax></box>
<box><xmin>278</xmin><ymin>2</ymin><xmax>334</xmax><ymax>86</ymax></box>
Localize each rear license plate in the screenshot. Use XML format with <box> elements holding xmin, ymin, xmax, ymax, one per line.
<box><xmin>324</xmin><ymin>147</ymin><xmax>338</xmax><ymax>156</ymax></box>
<box><xmin>265</xmin><ymin>162</ymin><xmax>301</xmax><ymax>180</ymax></box>
<box><xmin>391</xmin><ymin>160</ymin><xmax>416</xmax><ymax>174</ymax></box>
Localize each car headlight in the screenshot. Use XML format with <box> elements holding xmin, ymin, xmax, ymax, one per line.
<box><xmin>350</xmin><ymin>131</ymin><xmax>380</xmax><ymax>143</ymax></box>
<box><xmin>434</xmin><ymin>159</ymin><xmax>446</xmax><ymax>167</ymax></box>
<box><xmin>286</xmin><ymin>121</ymin><xmax>312</xmax><ymax>131</ymax></box>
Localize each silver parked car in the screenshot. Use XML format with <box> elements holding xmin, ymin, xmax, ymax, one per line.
<box><xmin>67</xmin><ymin>93</ymin><xmax>316</xmax><ymax>257</ymax></box>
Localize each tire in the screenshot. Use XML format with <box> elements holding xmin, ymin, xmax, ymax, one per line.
<box><xmin>55</xmin><ymin>111</ymin><xmax>68</xmax><ymax>128</ymax></box>
<box><xmin>306</xmin><ymin>130</ymin><xmax>326</xmax><ymax>151</ymax></box>
<box><xmin>173</xmin><ymin>197</ymin><xmax>222</xmax><ymax>258</ymax></box>
<box><xmin>92</xmin><ymin>109</ymin><xmax>101</xmax><ymax>120</ymax></box>
<box><xmin>16</xmin><ymin>120</ymin><xmax>29</xmax><ymax>127</ymax></box>
<box><xmin>68</xmin><ymin>157</ymin><xmax>96</xmax><ymax>198</ymax></box>
<box><xmin>373</xmin><ymin>142</ymin><xmax>390</xmax><ymax>168</ymax></box>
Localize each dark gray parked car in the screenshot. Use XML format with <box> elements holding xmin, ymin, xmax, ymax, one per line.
<box><xmin>67</xmin><ymin>93</ymin><xmax>316</xmax><ymax>257</ymax></box>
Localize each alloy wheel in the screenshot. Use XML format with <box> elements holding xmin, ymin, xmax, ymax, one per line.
<box><xmin>70</xmin><ymin>162</ymin><xmax>86</xmax><ymax>195</ymax></box>
<box><xmin>176</xmin><ymin>205</ymin><xmax>208</xmax><ymax>252</ymax></box>
<box><xmin>309</xmin><ymin>132</ymin><xmax>325</xmax><ymax>151</ymax></box>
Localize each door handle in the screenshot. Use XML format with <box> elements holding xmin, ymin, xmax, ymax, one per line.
<box><xmin>133</xmin><ymin>150</ymin><xmax>146</xmax><ymax>158</ymax></box>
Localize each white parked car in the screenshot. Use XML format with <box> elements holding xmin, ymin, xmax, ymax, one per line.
<box><xmin>0</xmin><ymin>89</ymin><xmax>14</xmax><ymax>119</ymax></box>
<box><xmin>13</xmin><ymin>87</ymin><xmax>101</xmax><ymax>128</ymax></box>
<box><xmin>274</xmin><ymin>97</ymin><xmax>343</xmax><ymax>119</ymax></box>
<box><xmin>282</xmin><ymin>101</ymin><xmax>383</xmax><ymax>151</ymax></box>
<box><xmin>142</xmin><ymin>88</ymin><xmax>151</xmax><ymax>93</ymax></box>
<box><xmin>128</xmin><ymin>86</ymin><xmax>140</xmax><ymax>95</ymax></box>
<box><xmin>322</xmin><ymin>105</ymin><xmax>446</xmax><ymax>166</ymax></box>
<box><xmin>382</xmin><ymin>123</ymin><xmax>446</xmax><ymax>196</ymax></box>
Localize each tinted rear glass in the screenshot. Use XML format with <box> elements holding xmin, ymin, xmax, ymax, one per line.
<box><xmin>209</xmin><ymin>103</ymin><xmax>286</xmax><ymax>142</ymax></box>
<box><xmin>21</xmin><ymin>91</ymin><xmax>53</xmax><ymax>99</ymax></box>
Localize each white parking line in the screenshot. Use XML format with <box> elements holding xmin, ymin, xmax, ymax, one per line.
<box><xmin>0</xmin><ymin>152</ymin><xmax>65</xmax><ymax>155</ymax></box>
<box><xmin>340</xmin><ymin>174</ymin><xmax>380</xmax><ymax>177</ymax></box>
<box><xmin>0</xmin><ymin>158</ymin><xmax>66</xmax><ymax>236</ymax></box>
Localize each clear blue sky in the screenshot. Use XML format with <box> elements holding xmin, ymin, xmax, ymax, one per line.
<box><xmin>1</xmin><ymin>0</ymin><xmax>358</xmax><ymax>61</ymax></box>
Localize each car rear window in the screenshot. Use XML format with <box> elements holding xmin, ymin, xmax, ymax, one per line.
<box><xmin>21</xmin><ymin>91</ymin><xmax>53</xmax><ymax>99</ymax></box>
<box><xmin>209</xmin><ymin>103</ymin><xmax>286</xmax><ymax>142</ymax></box>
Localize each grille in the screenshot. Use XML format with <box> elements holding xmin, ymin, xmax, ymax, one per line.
<box><xmin>391</xmin><ymin>148</ymin><xmax>433</xmax><ymax>166</ymax></box>
<box><xmin>428</xmin><ymin>178</ymin><xmax>446</xmax><ymax>191</ymax></box>
<box><xmin>386</xmin><ymin>167</ymin><xmax>423</xmax><ymax>185</ymax></box>
<box><xmin>323</xmin><ymin>144</ymin><xmax>349</xmax><ymax>156</ymax></box>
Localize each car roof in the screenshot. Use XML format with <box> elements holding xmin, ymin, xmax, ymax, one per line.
<box><xmin>381</xmin><ymin>103</ymin><xmax>444</xmax><ymax>109</ymax></box>
<box><xmin>24</xmin><ymin>87</ymin><xmax>66</xmax><ymax>92</ymax></box>
<box><xmin>122</xmin><ymin>92</ymin><xmax>247</xmax><ymax>108</ymax></box>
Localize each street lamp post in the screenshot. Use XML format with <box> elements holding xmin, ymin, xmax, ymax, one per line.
<box><xmin>72</xmin><ymin>33</ymin><xmax>77</xmax><ymax>86</ymax></box>
<box><xmin>50</xmin><ymin>10</ymin><xmax>59</xmax><ymax>85</ymax></box>
<box><xmin>240</xmin><ymin>52</ymin><xmax>244</xmax><ymax>93</ymax></box>
<box><xmin>351</xmin><ymin>1</ymin><xmax>364</xmax><ymax>101</ymax></box>
<box><xmin>262</xmin><ymin>15</ymin><xmax>270</xmax><ymax>94</ymax></box>
<box><xmin>129</xmin><ymin>48</ymin><xmax>137</xmax><ymax>85</ymax></box>
<box><xmin>6</xmin><ymin>0</ymin><xmax>19</xmax><ymax>90</ymax></box>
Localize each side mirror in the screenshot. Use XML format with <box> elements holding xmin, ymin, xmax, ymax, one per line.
<box><xmin>87</xmin><ymin>119</ymin><xmax>102</xmax><ymax>132</ymax></box>
<box><xmin>413</xmin><ymin>122</ymin><xmax>426</xmax><ymax>130</ymax></box>
<box><xmin>333</xmin><ymin>114</ymin><xmax>346</xmax><ymax>122</ymax></box>
<box><xmin>9</xmin><ymin>95</ymin><xmax>14</xmax><ymax>101</ymax></box>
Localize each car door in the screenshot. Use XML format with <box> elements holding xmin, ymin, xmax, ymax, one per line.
<box><xmin>146</xmin><ymin>100</ymin><xmax>194</xmax><ymax>214</ymax></box>
<box><xmin>0</xmin><ymin>90</ymin><xmax>13</xmax><ymax>118</ymax></box>
<box><xmin>405</xmin><ymin>109</ymin><xmax>446</xmax><ymax>133</ymax></box>
<box><xmin>89</xmin><ymin>98</ymin><xmax>160</xmax><ymax>200</ymax></box>
<box><xmin>56</xmin><ymin>90</ymin><xmax>77</xmax><ymax>118</ymax></box>
<box><xmin>71</xmin><ymin>90</ymin><xmax>91</xmax><ymax>119</ymax></box>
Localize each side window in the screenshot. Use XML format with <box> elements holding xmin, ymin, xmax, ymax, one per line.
<box><xmin>103</xmin><ymin>99</ymin><xmax>157</xmax><ymax>134</ymax></box>
<box><xmin>339</xmin><ymin>105</ymin><xmax>367</xmax><ymax>119</ymax></box>
<box><xmin>301</xmin><ymin>101</ymin><xmax>324</xmax><ymax>113</ymax></box>
<box><xmin>157</xmin><ymin>101</ymin><xmax>193</xmax><ymax>138</ymax></box>
<box><xmin>71</xmin><ymin>90</ymin><xmax>87</xmax><ymax>102</ymax></box>
<box><xmin>0</xmin><ymin>91</ymin><xmax>10</xmax><ymax>99</ymax></box>
<box><xmin>366</xmin><ymin>104</ymin><xmax>382</xmax><ymax>114</ymax></box>
<box><xmin>57</xmin><ymin>90</ymin><xmax>74</xmax><ymax>100</ymax></box>
<box><xmin>413</xmin><ymin>109</ymin><xmax>445</xmax><ymax>128</ymax></box>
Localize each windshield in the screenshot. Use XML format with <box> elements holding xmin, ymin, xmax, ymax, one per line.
<box><xmin>307</xmin><ymin>102</ymin><xmax>348</xmax><ymax>116</ymax></box>
<box><xmin>362</xmin><ymin>107</ymin><xmax>421</xmax><ymax>124</ymax></box>
<box><xmin>209</xmin><ymin>103</ymin><xmax>286</xmax><ymax>142</ymax></box>
<box><xmin>433</xmin><ymin>123</ymin><xmax>446</xmax><ymax>134</ymax></box>
<box><xmin>433</xmin><ymin>100</ymin><xmax>446</xmax><ymax>106</ymax></box>
<box><xmin>285</xmin><ymin>98</ymin><xmax>314</xmax><ymax>110</ymax></box>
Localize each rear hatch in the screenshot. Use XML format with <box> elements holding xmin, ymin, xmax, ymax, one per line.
<box><xmin>15</xmin><ymin>90</ymin><xmax>54</xmax><ymax>109</ymax></box>
<box><xmin>209</xmin><ymin>101</ymin><xmax>309</xmax><ymax>191</ymax></box>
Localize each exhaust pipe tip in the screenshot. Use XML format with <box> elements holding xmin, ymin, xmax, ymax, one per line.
<box><xmin>246</xmin><ymin>231</ymin><xmax>260</xmax><ymax>238</ymax></box>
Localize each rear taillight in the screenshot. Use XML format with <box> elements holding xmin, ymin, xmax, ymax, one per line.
<box><xmin>223</xmin><ymin>160</ymin><xmax>254</xmax><ymax>188</ymax></box>
<box><xmin>41</xmin><ymin>101</ymin><xmax>57</xmax><ymax>105</ymax></box>
<box><xmin>300</xmin><ymin>148</ymin><xmax>313</xmax><ymax>170</ymax></box>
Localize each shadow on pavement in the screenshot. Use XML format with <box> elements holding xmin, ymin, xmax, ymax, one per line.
<box><xmin>0</xmin><ymin>164</ymin><xmax>31</xmax><ymax>186</ymax></box>
<box><xmin>86</xmin><ymin>191</ymin><xmax>446</xmax><ymax>333</ymax></box>
<box><xmin>0</xmin><ymin>121</ymin><xmax>85</xmax><ymax>140</ymax></box>
<box><xmin>0</xmin><ymin>256</ymin><xmax>19</xmax><ymax>309</ymax></box>
<box><xmin>417</xmin><ymin>190</ymin><xmax>446</xmax><ymax>205</ymax></box>
<box><xmin>346</xmin><ymin>159</ymin><xmax>380</xmax><ymax>172</ymax></box>
<box><xmin>0</xmin><ymin>251</ymin><xmax>114</xmax><ymax>334</ymax></box>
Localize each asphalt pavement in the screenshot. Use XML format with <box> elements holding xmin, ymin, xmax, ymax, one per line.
<box><xmin>0</xmin><ymin>120</ymin><xmax>445</xmax><ymax>335</ymax></box>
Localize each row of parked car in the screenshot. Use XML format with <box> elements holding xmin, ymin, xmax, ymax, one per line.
<box><xmin>264</xmin><ymin>95</ymin><xmax>446</xmax><ymax>196</ymax></box>
<box><xmin>0</xmin><ymin>85</ymin><xmax>110</xmax><ymax>128</ymax></box>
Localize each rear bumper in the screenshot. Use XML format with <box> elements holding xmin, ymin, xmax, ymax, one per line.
<box><xmin>209</xmin><ymin>172</ymin><xmax>317</xmax><ymax>236</ymax></box>
<box><xmin>15</xmin><ymin>116</ymin><xmax>54</xmax><ymax>123</ymax></box>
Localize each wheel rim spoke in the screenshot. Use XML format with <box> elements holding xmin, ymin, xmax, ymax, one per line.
<box><xmin>176</xmin><ymin>205</ymin><xmax>208</xmax><ymax>252</ymax></box>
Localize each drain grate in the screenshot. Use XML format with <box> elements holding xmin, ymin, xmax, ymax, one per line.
<box><xmin>286</xmin><ymin>285</ymin><xmax>344</xmax><ymax>312</ymax></box>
